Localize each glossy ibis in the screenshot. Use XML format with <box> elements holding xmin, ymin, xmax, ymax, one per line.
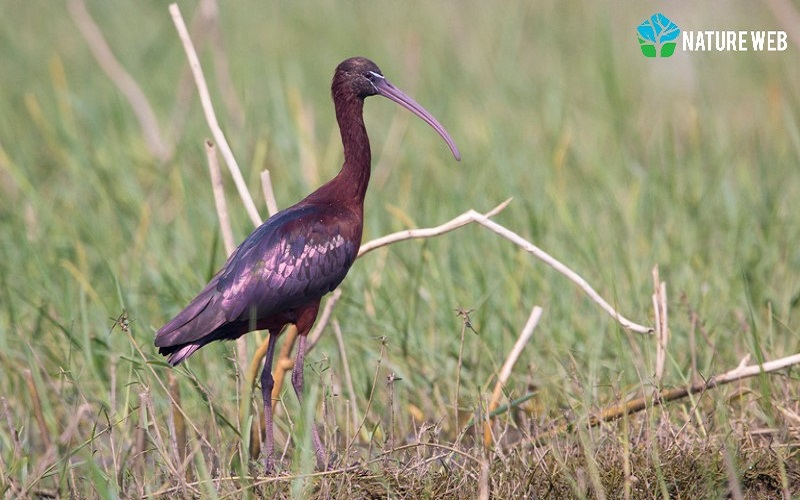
<box><xmin>155</xmin><ymin>56</ymin><xmax>460</xmax><ymax>472</ymax></box>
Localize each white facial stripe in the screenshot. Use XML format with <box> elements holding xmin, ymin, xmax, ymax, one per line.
<box><xmin>367</xmin><ymin>71</ymin><xmax>384</xmax><ymax>93</ymax></box>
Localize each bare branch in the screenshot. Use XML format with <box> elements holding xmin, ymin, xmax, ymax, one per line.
<box><xmin>205</xmin><ymin>141</ymin><xmax>235</xmax><ymax>255</ymax></box>
<box><xmin>205</xmin><ymin>140</ymin><xmax>247</xmax><ymax>375</ymax></box>
<box><xmin>68</xmin><ymin>0</ymin><xmax>171</xmax><ymax>161</ymax></box>
<box><xmin>261</xmin><ymin>170</ymin><xmax>279</xmax><ymax>217</ymax></box>
<box><xmin>469</xmin><ymin>212</ymin><xmax>652</xmax><ymax>335</ymax></box>
<box><xmin>358</xmin><ymin>198</ymin><xmax>649</xmax><ymax>334</ymax></box>
<box><xmin>518</xmin><ymin>350</ymin><xmax>800</xmax><ymax>448</ymax></box>
<box><xmin>168</xmin><ymin>3</ymin><xmax>262</xmax><ymax>227</ymax></box>
<box><xmin>485</xmin><ymin>306</ymin><xmax>543</xmax><ymax>447</ymax></box>
<box><xmin>652</xmin><ymin>266</ymin><xmax>669</xmax><ymax>386</ymax></box>
<box><xmin>357</xmin><ymin>198</ymin><xmax>511</xmax><ymax>257</ymax></box>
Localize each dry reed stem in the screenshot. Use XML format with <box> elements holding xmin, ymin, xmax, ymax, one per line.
<box><xmin>484</xmin><ymin>306</ymin><xmax>543</xmax><ymax>448</ymax></box>
<box><xmin>205</xmin><ymin>140</ymin><xmax>235</xmax><ymax>255</ymax></box>
<box><xmin>688</xmin><ymin>309</ymin><xmax>699</xmax><ymax>384</ymax></box>
<box><xmin>478</xmin><ymin>454</ymin><xmax>491</xmax><ymax>500</ymax></box>
<box><xmin>356</xmin><ymin>198</ymin><xmax>511</xmax><ymax>257</ymax></box>
<box><xmin>133</xmin><ymin>391</ymin><xmax>148</xmax><ymax>479</ymax></box>
<box><xmin>176</xmin><ymin>5</ymin><xmax>284</xmax><ymax>448</ymax></box>
<box><xmin>358</xmin><ymin>200</ymin><xmax>650</xmax><ymax>334</ymax></box>
<box><xmin>261</xmin><ymin>170</ymin><xmax>279</xmax><ymax>217</ymax></box>
<box><xmin>205</xmin><ymin>139</ymin><xmax>248</xmax><ymax>377</ymax></box>
<box><xmin>68</xmin><ymin>0</ymin><xmax>171</xmax><ymax>161</ymax></box>
<box><xmin>169</xmin><ymin>3</ymin><xmax>262</xmax><ymax>227</ymax></box>
<box><xmin>652</xmin><ymin>266</ymin><xmax>669</xmax><ymax>387</ymax></box>
<box><xmin>167</xmin><ymin>1</ymin><xmax>210</xmax><ymax>140</ymax></box>
<box><xmin>172</xmin><ymin>5</ymin><xmax>264</xmax><ymax>453</ymax></box>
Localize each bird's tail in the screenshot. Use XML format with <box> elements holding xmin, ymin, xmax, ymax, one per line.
<box><xmin>155</xmin><ymin>281</ymin><xmax>227</xmax><ymax>365</ymax></box>
<box><xmin>160</xmin><ymin>343</ymin><xmax>203</xmax><ymax>366</ymax></box>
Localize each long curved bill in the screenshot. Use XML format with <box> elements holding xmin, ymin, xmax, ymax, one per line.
<box><xmin>371</xmin><ymin>75</ymin><xmax>461</xmax><ymax>161</ymax></box>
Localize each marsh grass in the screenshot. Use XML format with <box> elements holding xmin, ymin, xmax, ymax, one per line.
<box><xmin>2</xmin><ymin>0</ymin><xmax>800</xmax><ymax>497</ymax></box>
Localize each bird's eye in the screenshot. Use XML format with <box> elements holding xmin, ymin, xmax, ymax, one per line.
<box><xmin>366</xmin><ymin>71</ymin><xmax>384</xmax><ymax>81</ymax></box>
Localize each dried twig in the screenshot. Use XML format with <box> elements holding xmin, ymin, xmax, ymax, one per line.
<box><xmin>652</xmin><ymin>266</ymin><xmax>668</xmax><ymax>387</ymax></box>
<box><xmin>485</xmin><ymin>306</ymin><xmax>543</xmax><ymax>447</ymax></box>
<box><xmin>169</xmin><ymin>3</ymin><xmax>262</xmax><ymax>227</ymax></box>
<box><xmin>68</xmin><ymin>0</ymin><xmax>171</xmax><ymax>161</ymax></box>
<box><xmin>171</xmin><ymin>4</ymin><xmax>260</xmax><ymax>436</ymax></box>
<box><xmin>478</xmin><ymin>454</ymin><xmax>491</xmax><ymax>500</ymax></box>
<box><xmin>357</xmin><ymin>201</ymin><xmax>650</xmax><ymax>335</ymax></box>
<box><xmin>261</xmin><ymin>170</ymin><xmax>279</xmax><ymax>217</ymax></box>
<box><xmin>205</xmin><ymin>141</ymin><xmax>235</xmax><ymax>255</ymax></box>
<box><xmin>356</xmin><ymin>198</ymin><xmax>511</xmax><ymax>257</ymax></box>
<box><xmin>470</xmin><ymin>213</ymin><xmax>652</xmax><ymax>335</ymax></box>
<box><xmin>205</xmin><ymin>139</ymin><xmax>247</xmax><ymax>377</ymax></box>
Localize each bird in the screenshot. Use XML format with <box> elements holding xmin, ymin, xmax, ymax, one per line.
<box><xmin>154</xmin><ymin>56</ymin><xmax>460</xmax><ymax>472</ymax></box>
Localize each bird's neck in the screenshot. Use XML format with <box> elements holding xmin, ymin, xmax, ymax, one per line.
<box><xmin>332</xmin><ymin>96</ymin><xmax>371</xmax><ymax>204</ymax></box>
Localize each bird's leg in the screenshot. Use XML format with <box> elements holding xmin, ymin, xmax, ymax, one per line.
<box><xmin>260</xmin><ymin>332</ymin><xmax>279</xmax><ymax>473</ymax></box>
<box><xmin>291</xmin><ymin>332</ymin><xmax>327</xmax><ymax>470</ymax></box>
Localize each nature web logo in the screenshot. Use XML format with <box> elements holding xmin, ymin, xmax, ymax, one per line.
<box><xmin>637</xmin><ymin>13</ymin><xmax>681</xmax><ymax>58</ymax></box>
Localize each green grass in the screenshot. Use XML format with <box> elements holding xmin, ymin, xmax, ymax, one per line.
<box><xmin>2</xmin><ymin>0</ymin><xmax>800</xmax><ymax>497</ymax></box>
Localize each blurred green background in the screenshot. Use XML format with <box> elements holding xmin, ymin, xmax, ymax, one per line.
<box><xmin>1</xmin><ymin>0</ymin><xmax>799</xmax><ymax>495</ymax></box>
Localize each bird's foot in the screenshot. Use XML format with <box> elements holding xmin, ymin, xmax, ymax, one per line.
<box><xmin>263</xmin><ymin>455</ymin><xmax>275</xmax><ymax>476</ymax></box>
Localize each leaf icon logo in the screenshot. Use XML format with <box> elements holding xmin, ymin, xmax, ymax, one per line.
<box><xmin>637</xmin><ymin>13</ymin><xmax>681</xmax><ymax>58</ymax></box>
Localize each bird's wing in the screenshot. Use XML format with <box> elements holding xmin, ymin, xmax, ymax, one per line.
<box><xmin>153</xmin><ymin>274</ymin><xmax>227</xmax><ymax>348</ymax></box>
<box><xmin>218</xmin><ymin>204</ymin><xmax>359</xmax><ymax>322</ymax></box>
<box><xmin>155</xmin><ymin>204</ymin><xmax>359</xmax><ymax>348</ymax></box>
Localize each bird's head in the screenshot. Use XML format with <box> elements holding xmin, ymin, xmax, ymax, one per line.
<box><xmin>333</xmin><ymin>56</ymin><xmax>461</xmax><ymax>161</ymax></box>
<box><xmin>333</xmin><ymin>57</ymin><xmax>385</xmax><ymax>99</ymax></box>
